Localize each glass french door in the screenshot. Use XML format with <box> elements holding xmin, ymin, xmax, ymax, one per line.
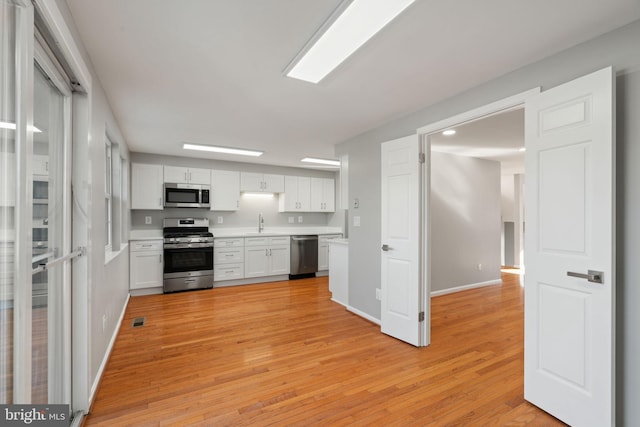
<box><xmin>1</xmin><ymin>0</ymin><xmax>73</xmax><ymax>413</ymax></box>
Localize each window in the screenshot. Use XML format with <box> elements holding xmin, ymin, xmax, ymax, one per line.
<box><xmin>105</xmin><ymin>136</ymin><xmax>112</xmax><ymax>250</ymax></box>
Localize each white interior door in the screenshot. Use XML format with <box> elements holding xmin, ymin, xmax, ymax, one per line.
<box><xmin>380</xmin><ymin>134</ymin><xmax>424</xmax><ymax>346</ymax></box>
<box><xmin>524</xmin><ymin>67</ymin><xmax>615</xmax><ymax>426</ymax></box>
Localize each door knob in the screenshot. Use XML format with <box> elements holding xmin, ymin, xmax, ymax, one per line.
<box><xmin>567</xmin><ymin>270</ymin><xmax>603</xmax><ymax>284</ymax></box>
<box><xmin>381</xmin><ymin>244</ymin><xmax>392</xmax><ymax>252</ymax></box>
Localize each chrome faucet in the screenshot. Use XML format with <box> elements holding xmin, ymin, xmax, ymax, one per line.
<box><xmin>258</xmin><ymin>213</ymin><xmax>264</xmax><ymax>233</ymax></box>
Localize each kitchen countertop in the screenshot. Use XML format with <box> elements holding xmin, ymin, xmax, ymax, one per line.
<box><xmin>130</xmin><ymin>227</ymin><xmax>342</xmax><ymax>241</ymax></box>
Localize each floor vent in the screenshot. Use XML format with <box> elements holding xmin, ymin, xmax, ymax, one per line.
<box><xmin>132</xmin><ymin>317</ymin><xmax>146</xmax><ymax>328</ymax></box>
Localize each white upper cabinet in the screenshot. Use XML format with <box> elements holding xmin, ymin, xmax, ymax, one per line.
<box><xmin>33</xmin><ymin>155</ymin><xmax>49</xmax><ymax>176</ymax></box>
<box><xmin>163</xmin><ymin>166</ymin><xmax>210</xmax><ymax>185</ymax></box>
<box><xmin>240</xmin><ymin>172</ymin><xmax>285</xmax><ymax>193</ymax></box>
<box><xmin>210</xmin><ymin>169</ymin><xmax>240</xmax><ymax>211</ymax></box>
<box><xmin>279</xmin><ymin>176</ymin><xmax>310</xmax><ymax>212</ymax></box>
<box><xmin>310</xmin><ymin>178</ymin><xmax>335</xmax><ymax>212</ymax></box>
<box><xmin>131</xmin><ymin>163</ymin><xmax>164</xmax><ymax>210</ymax></box>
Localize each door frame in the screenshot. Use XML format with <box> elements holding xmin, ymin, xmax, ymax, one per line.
<box><xmin>415</xmin><ymin>88</ymin><xmax>540</xmax><ymax>348</ymax></box>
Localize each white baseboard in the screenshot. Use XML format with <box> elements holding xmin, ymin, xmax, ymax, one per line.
<box><xmin>89</xmin><ymin>294</ymin><xmax>130</xmax><ymax>405</ymax></box>
<box><xmin>346</xmin><ymin>305</ymin><xmax>381</xmax><ymax>325</ymax></box>
<box><xmin>330</xmin><ymin>297</ymin><xmax>348</xmax><ymax>307</ymax></box>
<box><xmin>430</xmin><ymin>279</ymin><xmax>502</xmax><ymax>297</ymax></box>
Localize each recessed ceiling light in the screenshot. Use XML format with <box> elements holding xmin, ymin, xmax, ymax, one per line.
<box><xmin>0</xmin><ymin>121</ymin><xmax>42</xmax><ymax>133</ymax></box>
<box><xmin>301</xmin><ymin>157</ymin><xmax>341</xmax><ymax>166</ymax></box>
<box><xmin>183</xmin><ymin>143</ymin><xmax>263</xmax><ymax>157</ymax></box>
<box><xmin>285</xmin><ymin>0</ymin><xmax>416</xmax><ymax>83</ymax></box>
<box><xmin>442</xmin><ymin>129</ymin><xmax>456</xmax><ymax>136</ymax></box>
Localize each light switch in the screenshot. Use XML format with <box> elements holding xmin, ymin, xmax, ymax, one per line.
<box><xmin>217</xmin><ymin>216</ymin><xmax>223</xmax><ymax>224</ymax></box>
<box><xmin>353</xmin><ymin>216</ymin><xmax>361</xmax><ymax>227</ymax></box>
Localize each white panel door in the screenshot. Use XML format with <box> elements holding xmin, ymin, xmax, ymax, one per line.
<box><xmin>524</xmin><ymin>67</ymin><xmax>614</xmax><ymax>426</ymax></box>
<box><xmin>380</xmin><ymin>134</ymin><xmax>422</xmax><ymax>346</ymax></box>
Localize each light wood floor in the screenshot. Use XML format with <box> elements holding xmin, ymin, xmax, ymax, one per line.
<box><xmin>84</xmin><ymin>272</ymin><xmax>566</xmax><ymax>426</ymax></box>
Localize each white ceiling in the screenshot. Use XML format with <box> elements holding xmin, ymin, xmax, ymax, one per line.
<box><xmin>430</xmin><ymin>108</ymin><xmax>525</xmax><ymax>175</ymax></box>
<box><xmin>66</xmin><ymin>0</ymin><xmax>640</xmax><ymax>169</ymax></box>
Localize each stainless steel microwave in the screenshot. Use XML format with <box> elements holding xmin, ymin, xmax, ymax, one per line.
<box><xmin>163</xmin><ymin>183</ymin><xmax>210</xmax><ymax>208</ymax></box>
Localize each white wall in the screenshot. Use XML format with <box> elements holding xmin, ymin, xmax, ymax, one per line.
<box><xmin>337</xmin><ymin>20</ymin><xmax>640</xmax><ymax>425</ymax></box>
<box><xmin>431</xmin><ymin>152</ymin><xmax>501</xmax><ymax>292</ymax></box>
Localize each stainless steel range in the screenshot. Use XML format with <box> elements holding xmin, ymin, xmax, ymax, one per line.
<box><xmin>163</xmin><ymin>218</ymin><xmax>214</xmax><ymax>293</ymax></box>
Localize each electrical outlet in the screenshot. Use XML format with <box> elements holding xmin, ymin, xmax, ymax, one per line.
<box><xmin>298</xmin><ymin>216</ymin><xmax>303</xmax><ymax>223</ymax></box>
<box><xmin>477</xmin><ymin>263</ymin><xmax>482</xmax><ymax>271</ymax></box>
<box><xmin>145</xmin><ymin>216</ymin><xmax>152</xmax><ymax>225</ymax></box>
<box><xmin>288</xmin><ymin>216</ymin><xmax>294</xmax><ymax>224</ymax></box>
<box><xmin>353</xmin><ymin>216</ymin><xmax>361</xmax><ymax>227</ymax></box>
<box><xmin>375</xmin><ymin>288</ymin><xmax>381</xmax><ymax>300</ymax></box>
<box><xmin>217</xmin><ymin>216</ymin><xmax>223</xmax><ymax>224</ymax></box>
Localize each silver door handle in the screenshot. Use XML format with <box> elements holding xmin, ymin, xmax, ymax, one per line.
<box><xmin>567</xmin><ymin>270</ymin><xmax>603</xmax><ymax>284</ymax></box>
<box><xmin>381</xmin><ymin>244</ymin><xmax>392</xmax><ymax>252</ymax></box>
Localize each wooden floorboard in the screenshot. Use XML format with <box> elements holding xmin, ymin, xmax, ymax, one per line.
<box><xmin>84</xmin><ymin>272</ymin><xmax>566</xmax><ymax>426</ymax></box>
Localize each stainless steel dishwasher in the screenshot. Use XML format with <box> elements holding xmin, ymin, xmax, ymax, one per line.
<box><xmin>290</xmin><ymin>235</ymin><xmax>318</xmax><ymax>278</ymax></box>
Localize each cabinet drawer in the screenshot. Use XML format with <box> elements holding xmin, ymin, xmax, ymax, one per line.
<box><xmin>319</xmin><ymin>234</ymin><xmax>342</xmax><ymax>243</ymax></box>
<box><xmin>214</xmin><ymin>263</ymin><xmax>244</xmax><ymax>281</ymax></box>
<box><xmin>214</xmin><ymin>238</ymin><xmax>244</xmax><ymax>248</ymax></box>
<box><xmin>214</xmin><ymin>247</ymin><xmax>244</xmax><ymax>264</ymax></box>
<box><xmin>245</xmin><ymin>236</ymin><xmax>290</xmax><ymax>246</ymax></box>
<box><xmin>131</xmin><ymin>240</ymin><xmax>163</xmax><ymax>251</ymax></box>
<box><xmin>269</xmin><ymin>236</ymin><xmax>290</xmax><ymax>245</ymax></box>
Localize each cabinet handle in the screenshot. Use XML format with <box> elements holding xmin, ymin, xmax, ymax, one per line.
<box><xmin>189</xmin><ymin>172</ymin><xmax>192</xmax><ymax>181</ymax></box>
<box><xmin>159</xmin><ymin>254</ymin><xmax>162</xmax><ymax>263</ymax></box>
<box><xmin>265</xmin><ymin>249</ymin><xmax>268</xmax><ymax>256</ymax></box>
<box><xmin>269</xmin><ymin>249</ymin><xmax>272</xmax><ymax>256</ymax></box>
<box><xmin>159</xmin><ymin>197</ymin><xmax>162</xmax><ymax>207</ymax></box>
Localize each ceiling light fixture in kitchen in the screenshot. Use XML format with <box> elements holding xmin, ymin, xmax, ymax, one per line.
<box><xmin>284</xmin><ymin>0</ymin><xmax>416</xmax><ymax>83</ymax></box>
<box><xmin>183</xmin><ymin>143</ymin><xmax>263</xmax><ymax>157</ymax></box>
<box><xmin>442</xmin><ymin>129</ymin><xmax>456</xmax><ymax>136</ymax></box>
<box><xmin>301</xmin><ymin>157</ymin><xmax>341</xmax><ymax>167</ymax></box>
<box><xmin>0</xmin><ymin>121</ymin><xmax>42</xmax><ymax>133</ymax></box>
<box><xmin>242</xmin><ymin>193</ymin><xmax>274</xmax><ymax>199</ymax></box>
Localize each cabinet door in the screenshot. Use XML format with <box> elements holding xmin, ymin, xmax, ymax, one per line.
<box><xmin>130</xmin><ymin>251</ymin><xmax>163</xmax><ymax>289</ymax></box>
<box><xmin>211</xmin><ymin>170</ymin><xmax>240</xmax><ymax>211</ymax></box>
<box><xmin>131</xmin><ymin>163</ymin><xmax>164</xmax><ymax>209</ymax></box>
<box><xmin>240</xmin><ymin>172</ymin><xmax>263</xmax><ymax>192</ymax></box>
<box><xmin>188</xmin><ymin>167</ymin><xmax>211</xmax><ymax>184</ymax></box>
<box><xmin>263</xmin><ymin>174</ymin><xmax>284</xmax><ymax>193</ymax></box>
<box><xmin>269</xmin><ymin>245</ymin><xmax>290</xmax><ymax>275</ymax></box>
<box><xmin>297</xmin><ymin>177</ymin><xmax>311</xmax><ymax>211</ymax></box>
<box><xmin>33</xmin><ymin>155</ymin><xmax>49</xmax><ymax>176</ymax></box>
<box><xmin>323</xmin><ymin>178</ymin><xmax>335</xmax><ymax>212</ymax></box>
<box><xmin>163</xmin><ymin>165</ymin><xmax>189</xmax><ymax>183</ymax></box>
<box><xmin>310</xmin><ymin>178</ymin><xmax>323</xmax><ymax>211</ymax></box>
<box><xmin>282</xmin><ymin>176</ymin><xmax>300</xmax><ymax>211</ymax></box>
<box><xmin>318</xmin><ymin>242</ymin><xmax>329</xmax><ymax>271</ymax></box>
<box><xmin>244</xmin><ymin>246</ymin><xmax>269</xmax><ymax>278</ymax></box>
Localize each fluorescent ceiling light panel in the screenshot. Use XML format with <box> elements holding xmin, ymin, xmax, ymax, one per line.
<box><xmin>0</xmin><ymin>121</ymin><xmax>42</xmax><ymax>133</ymax></box>
<box><xmin>285</xmin><ymin>0</ymin><xmax>416</xmax><ymax>83</ymax></box>
<box><xmin>301</xmin><ymin>157</ymin><xmax>341</xmax><ymax>166</ymax></box>
<box><xmin>183</xmin><ymin>143</ymin><xmax>263</xmax><ymax>157</ymax></box>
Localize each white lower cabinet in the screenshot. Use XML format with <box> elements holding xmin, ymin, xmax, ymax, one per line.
<box><xmin>318</xmin><ymin>234</ymin><xmax>342</xmax><ymax>271</ymax></box>
<box><xmin>130</xmin><ymin>240</ymin><xmax>164</xmax><ymax>290</ymax></box>
<box><xmin>244</xmin><ymin>236</ymin><xmax>290</xmax><ymax>278</ymax></box>
<box><xmin>214</xmin><ymin>238</ymin><xmax>245</xmax><ymax>281</ymax></box>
